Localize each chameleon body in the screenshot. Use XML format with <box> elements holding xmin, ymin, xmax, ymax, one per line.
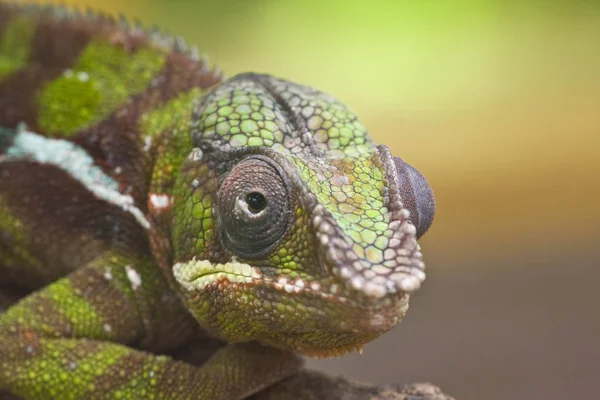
<box><xmin>0</xmin><ymin>3</ymin><xmax>435</xmax><ymax>399</ymax></box>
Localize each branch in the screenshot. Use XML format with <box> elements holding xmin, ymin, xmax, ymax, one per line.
<box><xmin>250</xmin><ymin>369</ymin><xmax>454</xmax><ymax>400</ymax></box>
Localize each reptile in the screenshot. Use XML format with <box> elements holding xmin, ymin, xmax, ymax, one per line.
<box><xmin>0</xmin><ymin>3</ymin><xmax>436</xmax><ymax>399</ymax></box>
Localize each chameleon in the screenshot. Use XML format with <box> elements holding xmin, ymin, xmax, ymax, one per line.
<box><xmin>0</xmin><ymin>3</ymin><xmax>436</xmax><ymax>399</ymax></box>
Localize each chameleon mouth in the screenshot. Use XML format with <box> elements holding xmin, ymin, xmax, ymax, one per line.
<box><xmin>173</xmin><ymin>258</ymin><xmax>411</xmax><ymax>309</ymax></box>
<box><xmin>173</xmin><ymin>259</ymin><xmax>263</xmax><ymax>291</ymax></box>
<box><xmin>173</xmin><ymin>258</ymin><xmax>351</xmax><ymax>301</ymax></box>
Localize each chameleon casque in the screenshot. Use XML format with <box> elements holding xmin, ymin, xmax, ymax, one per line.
<box><xmin>0</xmin><ymin>3</ymin><xmax>437</xmax><ymax>399</ymax></box>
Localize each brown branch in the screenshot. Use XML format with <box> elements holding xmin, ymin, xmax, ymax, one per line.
<box><xmin>250</xmin><ymin>370</ymin><xmax>453</xmax><ymax>400</ymax></box>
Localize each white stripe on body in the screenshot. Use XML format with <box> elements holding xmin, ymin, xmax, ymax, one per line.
<box><xmin>1</xmin><ymin>124</ymin><xmax>150</xmax><ymax>229</ymax></box>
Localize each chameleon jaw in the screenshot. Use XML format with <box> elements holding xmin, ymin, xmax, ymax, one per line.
<box><xmin>173</xmin><ymin>257</ymin><xmax>410</xmax><ymax>357</ymax></box>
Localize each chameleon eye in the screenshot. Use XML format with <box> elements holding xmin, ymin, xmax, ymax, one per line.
<box><xmin>217</xmin><ymin>156</ymin><xmax>291</xmax><ymax>258</ymax></box>
<box><xmin>393</xmin><ymin>156</ymin><xmax>436</xmax><ymax>239</ymax></box>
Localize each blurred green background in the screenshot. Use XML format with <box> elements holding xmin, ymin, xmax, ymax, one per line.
<box><xmin>20</xmin><ymin>0</ymin><xmax>600</xmax><ymax>398</ymax></box>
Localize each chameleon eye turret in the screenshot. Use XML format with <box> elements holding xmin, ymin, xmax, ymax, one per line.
<box><xmin>217</xmin><ymin>155</ymin><xmax>292</xmax><ymax>257</ymax></box>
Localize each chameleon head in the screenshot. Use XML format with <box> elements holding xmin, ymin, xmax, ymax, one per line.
<box><xmin>171</xmin><ymin>73</ymin><xmax>435</xmax><ymax>357</ymax></box>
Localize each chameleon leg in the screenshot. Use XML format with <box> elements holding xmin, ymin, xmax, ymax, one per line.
<box><xmin>1</xmin><ymin>337</ymin><xmax>300</xmax><ymax>400</ymax></box>
<box><xmin>0</xmin><ymin>253</ymin><xmax>301</xmax><ymax>399</ymax></box>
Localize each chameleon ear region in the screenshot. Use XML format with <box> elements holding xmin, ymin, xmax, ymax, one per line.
<box><xmin>393</xmin><ymin>156</ymin><xmax>435</xmax><ymax>239</ymax></box>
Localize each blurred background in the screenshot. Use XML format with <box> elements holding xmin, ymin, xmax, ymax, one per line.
<box><xmin>16</xmin><ymin>0</ymin><xmax>600</xmax><ymax>398</ymax></box>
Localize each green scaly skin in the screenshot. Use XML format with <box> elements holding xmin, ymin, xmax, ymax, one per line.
<box><xmin>0</xmin><ymin>3</ymin><xmax>436</xmax><ymax>399</ymax></box>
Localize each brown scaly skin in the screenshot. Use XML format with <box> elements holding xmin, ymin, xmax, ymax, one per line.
<box><xmin>0</xmin><ymin>3</ymin><xmax>443</xmax><ymax>399</ymax></box>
